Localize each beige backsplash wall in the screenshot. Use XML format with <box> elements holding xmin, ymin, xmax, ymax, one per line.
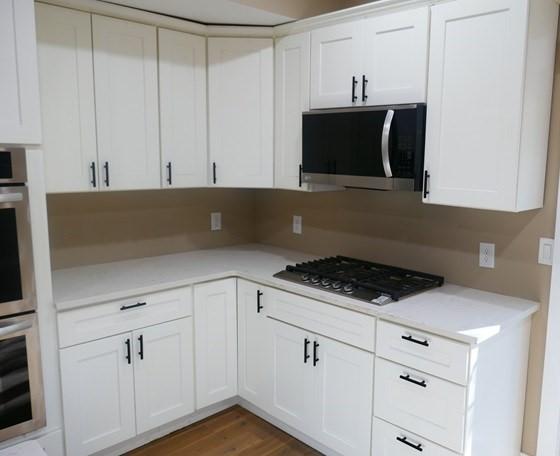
<box><xmin>255</xmin><ymin>32</ymin><xmax>560</xmax><ymax>455</ymax></box>
<box><xmin>47</xmin><ymin>188</ymin><xmax>256</xmax><ymax>270</ymax></box>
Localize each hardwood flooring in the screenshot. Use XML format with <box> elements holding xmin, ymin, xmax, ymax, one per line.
<box><xmin>126</xmin><ymin>406</ymin><xmax>322</xmax><ymax>456</ymax></box>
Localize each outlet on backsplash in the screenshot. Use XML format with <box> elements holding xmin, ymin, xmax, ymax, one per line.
<box><xmin>211</xmin><ymin>212</ymin><xmax>222</xmax><ymax>231</ymax></box>
<box><xmin>479</xmin><ymin>242</ymin><xmax>495</xmax><ymax>269</ymax></box>
<box><xmin>293</xmin><ymin>215</ymin><xmax>302</xmax><ymax>235</ymax></box>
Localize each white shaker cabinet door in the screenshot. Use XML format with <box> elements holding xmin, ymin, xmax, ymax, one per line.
<box><xmin>134</xmin><ymin>318</ymin><xmax>195</xmax><ymax>434</ymax></box>
<box><xmin>237</xmin><ymin>280</ymin><xmax>271</xmax><ymax>410</ymax></box>
<box><xmin>310</xmin><ymin>21</ymin><xmax>363</xmax><ymax>109</ymax></box>
<box><xmin>194</xmin><ymin>279</ymin><xmax>238</xmax><ymax>408</ymax></box>
<box><xmin>36</xmin><ymin>3</ymin><xmax>98</xmax><ymax>193</ymax></box>
<box><xmin>274</xmin><ymin>32</ymin><xmax>310</xmax><ymax>191</ymax></box>
<box><xmin>159</xmin><ymin>28</ymin><xmax>208</xmax><ymax>189</ymax></box>
<box><xmin>423</xmin><ymin>0</ymin><xmax>528</xmax><ymax>210</ymax></box>
<box><xmin>208</xmin><ymin>38</ymin><xmax>273</xmax><ymax>188</ymax></box>
<box><xmin>311</xmin><ymin>334</ymin><xmax>374</xmax><ymax>456</ymax></box>
<box><xmin>362</xmin><ymin>7</ymin><xmax>429</xmax><ymax>106</ymax></box>
<box><xmin>59</xmin><ymin>333</ymin><xmax>136</xmax><ymax>456</ymax></box>
<box><xmin>0</xmin><ymin>0</ymin><xmax>41</xmax><ymax>144</ymax></box>
<box><xmin>92</xmin><ymin>15</ymin><xmax>160</xmax><ymax>191</ymax></box>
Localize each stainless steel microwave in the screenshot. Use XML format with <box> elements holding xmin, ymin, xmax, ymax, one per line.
<box><xmin>302</xmin><ymin>104</ymin><xmax>427</xmax><ymax>191</ymax></box>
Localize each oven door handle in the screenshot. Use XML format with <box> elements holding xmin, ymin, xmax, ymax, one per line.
<box><xmin>0</xmin><ymin>192</ymin><xmax>24</xmax><ymax>204</ymax></box>
<box><xmin>381</xmin><ymin>109</ymin><xmax>394</xmax><ymax>178</ymax></box>
<box><xmin>0</xmin><ymin>320</ymin><xmax>32</xmax><ymax>338</ymax></box>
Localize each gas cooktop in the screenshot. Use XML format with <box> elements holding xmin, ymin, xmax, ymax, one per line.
<box><xmin>273</xmin><ymin>256</ymin><xmax>444</xmax><ymax>306</ymax></box>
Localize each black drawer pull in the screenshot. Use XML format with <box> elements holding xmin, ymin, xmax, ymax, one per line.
<box><xmin>362</xmin><ymin>75</ymin><xmax>368</xmax><ymax>102</ymax></box>
<box><xmin>423</xmin><ymin>170</ymin><xmax>430</xmax><ymax>198</ymax></box>
<box><xmin>313</xmin><ymin>341</ymin><xmax>319</xmax><ymax>366</ymax></box>
<box><xmin>397</xmin><ymin>436</ymin><xmax>423</xmax><ymax>452</ymax></box>
<box><xmin>120</xmin><ymin>302</ymin><xmax>147</xmax><ymax>311</ymax></box>
<box><xmin>90</xmin><ymin>162</ymin><xmax>97</xmax><ymax>188</ymax></box>
<box><xmin>212</xmin><ymin>162</ymin><xmax>217</xmax><ymax>184</ymax></box>
<box><xmin>138</xmin><ymin>334</ymin><xmax>144</xmax><ymax>360</ymax></box>
<box><xmin>256</xmin><ymin>290</ymin><xmax>264</xmax><ymax>313</ymax></box>
<box><xmin>401</xmin><ymin>334</ymin><xmax>429</xmax><ymax>347</ymax></box>
<box><xmin>104</xmin><ymin>161</ymin><xmax>110</xmax><ymax>187</ymax></box>
<box><xmin>304</xmin><ymin>338</ymin><xmax>310</xmax><ymax>364</ymax></box>
<box><xmin>166</xmin><ymin>162</ymin><xmax>172</xmax><ymax>186</ymax></box>
<box><xmin>125</xmin><ymin>338</ymin><xmax>131</xmax><ymax>365</ymax></box>
<box><xmin>299</xmin><ymin>164</ymin><xmax>303</xmax><ymax>188</ymax></box>
<box><xmin>400</xmin><ymin>374</ymin><xmax>427</xmax><ymax>388</ymax></box>
<box><xmin>351</xmin><ymin>76</ymin><xmax>358</xmax><ymax>102</ymax></box>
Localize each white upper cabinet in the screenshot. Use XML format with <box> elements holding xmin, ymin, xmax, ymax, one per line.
<box><xmin>159</xmin><ymin>28</ymin><xmax>208</xmax><ymax>189</ymax></box>
<box><xmin>362</xmin><ymin>7</ymin><xmax>429</xmax><ymax>106</ymax></box>
<box><xmin>423</xmin><ymin>0</ymin><xmax>558</xmax><ymax>211</ymax></box>
<box><xmin>36</xmin><ymin>3</ymin><xmax>98</xmax><ymax>193</ymax></box>
<box><xmin>310</xmin><ymin>7</ymin><xmax>429</xmax><ymax>110</ymax></box>
<box><xmin>194</xmin><ymin>278</ymin><xmax>238</xmax><ymax>408</ymax></box>
<box><xmin>310</xmin><ymin>22</ymin><xmax>363</xmax><ymax>109</ymax></box>
<box><xmin>92</xmin><ymin>15</ymin><xmax>160</xmax><ymax>191</ymax></box>
<box><xmin>275</xmin><ymin>32</ymin><xmax>311</xmax><ymax>191</ymax></box>
<box><xmin>0</xmin><ymin>0</ymin><xmax>41</xmax><ymax>144</ymax></box>
<box><xmin>208</xmin><ymin>38</ymin><xmax>273</xmax><ymax>188</ymax></box>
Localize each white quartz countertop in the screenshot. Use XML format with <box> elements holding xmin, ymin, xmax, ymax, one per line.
<box><xmin>52</xmin><ymin>244</ymin><xmax>539</xmax><ymax>345</ymax></box>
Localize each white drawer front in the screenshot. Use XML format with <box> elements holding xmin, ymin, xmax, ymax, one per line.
<box><xmin>372</xmin><ymin>418</ymin><xmax>459</xmax><ymax>456</ymax></box>
<box><xmin>374</xmin><ymin>358</ymin><xmax>466</xmax><ymax>453</ymax></box>
<box><xmin>58</xmin><ymin>287</ymin><xmax>192</xmax><ymax>347</ymax></box>
<box><xmin>267</xmin><ymin>287</ymin><xmax>376</xmax><ymax>352</ymax></box>
<box><xmin>377</xmin><ymin>320</ymin><xmax>470</xmax><ymax>385</ymax></box>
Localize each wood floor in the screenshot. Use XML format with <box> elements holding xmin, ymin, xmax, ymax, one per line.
<box><xmin>127</xmin><ymin>406</ymin><xmax>322</xmax><ymax>456</ymax></box>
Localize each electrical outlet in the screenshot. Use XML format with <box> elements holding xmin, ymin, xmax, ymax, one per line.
<box><xmin>211</xmin><ymin>212</ymin><xmax>222</xmax><ymax>231</ymax></box>
<box><xmin>479</xmin><ymin>242</ymin><xmax>495</xmax><ymax>269</ymax></box>
<box><xmin>538</xmin><ymin>237</ymin><xmax>554</xmax><ymax>266</ymax></box>
<box><xmin>293</xmin><ymin>215</ymin><xmax>302</xmax><ymax>235</ymax></box>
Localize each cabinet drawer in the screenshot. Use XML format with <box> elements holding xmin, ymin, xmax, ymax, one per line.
<box><xmin>58</xmin><ymin>287</ymin><xmax>192</xmax><ymax>347</ymax></box>
<box><xmin>374</xmin><ymin>358</ymin><xmax>466</xmax><ymax>453</ymax></box>
<box><xmin>267</xmin><ymin>288</ymin><xmax>376</xmax><ymax>352</ymax></box>
<box><xmin>372</xmin><ymin>418</ymin><xmax>459</xmax><ymax>456</ymax></box>
<box><xmin>377</xmin><ymin>320</ymin><xmax>470</xmax><ymax>385</ymax></box>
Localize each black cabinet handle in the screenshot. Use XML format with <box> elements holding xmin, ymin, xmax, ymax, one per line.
<box><xmin>256</xmin><ymin>290</ymin><xmax>264</xmax><ymax>313</ymax></box>
<box><xmin>304</xmin><ymin>338</ymin><xmax>310</xmax><ymax>364</ymax></box>
<box><xmin>351</xmin><ymin>76</ymin><xmax>358</xmax><ymax>102</ymax></box>
<box><xmin>423</xmin><ymin>170</ymin><xmax>430</xmax><ymax>198</ymax></box>
<box><xmin>400</xmin><ymin>374</ymin><xmax>427</xmax><ymax>388</ymax></box>
<box><xmin>120</xmin><ymin>302</ymin><xmax>147</xmax><ymax>311</ymax></box>
<box><xmin>362</xmin><ymin>75</ymin><xmax>368</xmax><ymax>102</ymax></box>
<box><xmin>90</xmin><ymin>162</ymin><xmax>97</xmax><ymax>188</ymax></box>
<box><xmin>396</xmin><ymin>436</ymin><xmax>423</xmax><ymax>452</ymax></box>
<box><xmin>212</xmin><ymin>162</ymin><xmax>217</xmax><ymax>184</ymax></box>
<box><xmin>299</xmin><ymin>164</ymin><xmax>303</xmax><ymax>188</ymax></box>
<box><xmin>313</xmin><ymin>341</ymin><xmax>319</xmax><ymax>366</ymax></box>
<box><xmin>401</xmin><ymin>334</ymin><xmax>430</xmax><ymax>347</ymax></box>
<box><xmin>104</xmin><ymin>161</ymin><xmax>110</xmax><ymax>187</ymax></box>
<box><xmin>166</xmin><ymin>162</ymin><xmax>172</xmax><ymax>186</ymax></box>
<box><xmin>125</xmin><ymin>338</ymin><xmax>131</xmax><ymax>365</ymax></box>
<box><xmin>138</xmin><ymin>334</ymin><xmax>144</xmax><ymax>360</ymax></box>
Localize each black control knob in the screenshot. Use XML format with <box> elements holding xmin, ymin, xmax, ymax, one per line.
<box><xmin>320</xmin><ymin>278</ymin><xmax>332</xmax><ymax>288</ymax></box>
<box><xmin>301</xmin><ymin>273</ymin><xmax>311</xmax><ymax>282</ymax></box>
<box><xmin>332</xmin><ymin>281</ymin><xmax>343</xmax><ymax>290</ymax></box>
<box><xmin>310</xmin><ymin>275</ymin><xmax>321</xmax><ymax>284</ymax></box>
<box><xmin>343</xmin><ymin>283</ymin><xmax>354</xmax><ymax>294</ymax></box>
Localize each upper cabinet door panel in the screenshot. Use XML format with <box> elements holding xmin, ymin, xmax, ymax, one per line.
<box><xmin>0</xmin><ymin>0</ymin><xmax>41</xmax><ymax>144</ymax></box>
<box><xmin>274</xmin><ymin>32</ymin><xmax>310</xmax><ymax>191</ymax></box>
<box><xmin>310</xmin><ymin>21</ymin><xmax>363</xmax><ymax>109</ymax></box>
<box><xmin>159</xmin><ymin>29</ymin><xmax>208</xmax><ymax>189</ymax></box>
<box><xmin>36</xmin><ymin>3</ymin><xmax>98</xmax><ymax>194</ymax></box>
<box><xmin>362</xmin><ymin>7</ymin><xmax>429</xmax><ymax>105</ymax></box>
<box><xmin>92</xmin><ymin>15</ymin><xmax>160</xmax><ymax>191</ymax></box>
<box><xmin>423</xmin><ymin>0</ymin><xmax>528</xmax><ymax>210</ymax></box>
<box><xmin>208</xmin><ymin>38</ymin><xmax>273</xmax><ymax>188</ymax></box>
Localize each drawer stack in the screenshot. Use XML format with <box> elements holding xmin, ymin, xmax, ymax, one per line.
<box><xmin>374</xmin><ymin>320</ymin><xmax>471</xmax><ymax>455</ymax></box>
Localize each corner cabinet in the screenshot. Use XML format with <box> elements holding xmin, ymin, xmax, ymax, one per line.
<box><xmin>159</xmin><ymin>28</ymin><xmax>208</xmax><ymax>189</ymax></box>
<box><xmin>208</xmin><ymin>38</ymin><xmax>273</xmax><ymax>188</ymax></box>
<box><xmin>0</xmin><ymin>0</ymin><xmax>41</xmax><ymax>145</ymax></box>
<box><xmin>92</xmin><ymin>15</ymin><xmax>160</xmax><ymax>191</ymax></box>
<box><xmin>423</xmin><ymin>0</ymin><xmax>558</xmax><ymax>211</ymax></box>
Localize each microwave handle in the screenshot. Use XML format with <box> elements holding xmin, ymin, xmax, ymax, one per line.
<box><xmin>0</xmin><ymin>320</ymin><xmax>32</xmax><ymax>338</ymax></box>
<box><xmin>381</xmin><ymin>109</ymin><xmax>394</xmax><ymax>178</ymax></box>
<box><xmin>0</xmin><ymin>193</ymin><xmax>24</xmax><ymax>204</ymax></box>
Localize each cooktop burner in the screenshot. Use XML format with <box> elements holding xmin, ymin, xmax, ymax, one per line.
<box><xmin>273</xmin><ymin>256</ymin><xmax>444</xmax><ymax>305</ymax></box>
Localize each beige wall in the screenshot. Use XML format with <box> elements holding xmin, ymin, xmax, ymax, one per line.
<box><xmin>232</xmin><ymin>0</ymin><xmax>372</xmax><ymax>20</ymax></box>
<box><xmin>47</xmin><ymin>188</ymin><xmax>255</xmax><ymax>269</ymax></box>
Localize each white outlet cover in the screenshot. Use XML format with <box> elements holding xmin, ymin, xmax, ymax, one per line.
<box><xmin>293</xmin><ymin>215</ymin><xmax>302</xmax><ymax>235</ymax></box>
<box><xmin>479</xmin><ymin>242</ymin><xmax>495</xmax><ymax>269</ymax></box>
<box><xmin>539</xmin><ymin>237</ymin><xmax>554</xmax><ymax>266</ymax></box>
<box><xmin>211</xmin><ymin>212</ymin><xmax>222</xmax><ymax>231</ymax></box>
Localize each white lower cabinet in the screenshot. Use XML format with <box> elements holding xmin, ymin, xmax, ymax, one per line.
<box><xmin>133</xmin><ymin>319</ymin><xmax>195</xmax><ymax>434</ymax></box>
<box><xmin>194</xmin><ymin>278</ymin><xmax>238</xmax><ymax>408</ymax></box>
<box><xmin>59</xmin><ymin>317</ymin><xmax>194</xmax><ymax>456</ymax></box>
<box><xmin>59</xmin><ymin>333</ymin><xmax>136</xmax><ymax>456</ymax></box>
<box><xmin>372</xmin><ymin>418</ymin><xmax>457</xmax><ymax>456</ymax></box>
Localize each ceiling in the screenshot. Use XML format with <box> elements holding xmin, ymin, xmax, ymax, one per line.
<box><xmin>99</xmin><ymin>0</ymin><xmax>369</xmax><ymax>26</ymax></box>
